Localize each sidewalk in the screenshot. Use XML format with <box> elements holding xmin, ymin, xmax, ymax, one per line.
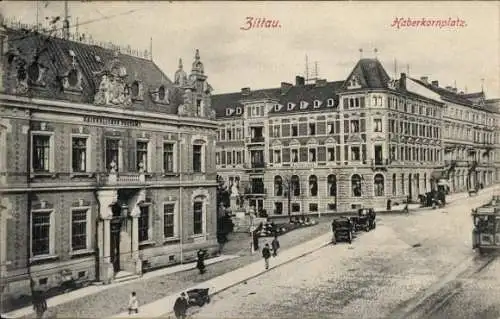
<box><xmin>1</xmin><ymin>255</ymin><xmax>238</xmax><ymax>319</ymax></box>
<box><xmin>111</xmin><ymin>232</ymin><xmax>333</xmax><ymax>318</ymax></box>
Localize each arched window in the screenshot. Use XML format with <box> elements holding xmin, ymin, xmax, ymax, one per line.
<box><xmin>309</xmin><ymin>175</ymin><xmax>318</xmax><ymax>196</ymax></box>
<box><xmin>159</xmin><ymin>85</ymin><xmax>166</xmax><ymax>100</ymax></box>
<box><xmin>351</xmin><ymin>174</ymin><xmax>362</xmax><ymax>197</ymax></box>
<box><xmin>374</xmin><ymin>174</ymin><xmax>385</xmax><ymax>197</ymax></box>
<box><xmin>131</xmin><ymin>81</ymin><xmax>139</xmax><ymax>97</ymax></box>
<box><xmin>392</xmin><ymin>173</ymin><xmax>397</xmax><ymax>195</ymax></box>
<box><xmin>291</xmin><ymin>175</ymin><xmax>300</xmax><ymax>196</ymax></box>
<box><xmin>274</xmin><ymin>175</ymin><xmax>283</xmax><ymax>196</ymax></box>
<box><xmin>327</xmin><ymin>174</ymin><xmax>337</xmax><ymax>197</ymax></box>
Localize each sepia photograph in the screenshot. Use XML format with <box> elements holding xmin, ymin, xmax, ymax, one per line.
<box><xmin>0</xmin><ymin>1</ymin><xmax>499</xmax><ymax>318</ymax></box>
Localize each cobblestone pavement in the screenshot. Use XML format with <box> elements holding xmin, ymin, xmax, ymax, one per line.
<box><xmin>24</xmin><ymin>219</ymin><xmax>331</xmax><ymax>319</ymax></box>
<box><xmin>192</xmin><ymin>190</ymin><xmax>498</xmax><ymax>319</ymax></box>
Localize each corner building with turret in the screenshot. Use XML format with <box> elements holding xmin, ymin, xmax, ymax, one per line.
<box><xmin>0</xmin><ymin>17</ymin><xmax>219</xmax><ymax>308</ymax></box>
<box><xmin>212</xmin><ymin>58</ymin><xmax>500</xmax><ymax>217</ymax></box>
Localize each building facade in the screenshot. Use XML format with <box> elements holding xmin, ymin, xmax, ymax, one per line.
<box><xmin>213</xmin><ymin>58</ymin><xmax>499</xmax><ymax>217</ymax></box>
<box><xmin>0</xmin><ymin>17</ymin><xmax>218</xmax><ymax>307</ymax></box>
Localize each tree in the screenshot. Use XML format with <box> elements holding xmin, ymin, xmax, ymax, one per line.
<box><xmin>216</xmin><ymin>175</ymin><xmax>233</xmax><ymax>251</ymax></box>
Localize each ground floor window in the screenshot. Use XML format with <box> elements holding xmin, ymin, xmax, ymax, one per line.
<box><xmin>274</xmin><ymin>202</ymin><xmax>283</xmax><ymax>215</ymax></box>
<box><xmin>71</xmin><ymin>209</ymin><xmax>88</xmax><ymax>251</ymax></box>
<box><xmin>327</xmin><ymin>203</ymin><xmax>337</xmax><ymax>211</ymax></box>
<box><xmin>309</xmin><ymin>203</ymin><xmax>318</xmax><ymax>212</ymax></box>
<box><xmin>163</xmin><ymin>203</ymin><xmax>176</xmax><ymax>238</ymax></box>
<box><xmin>138</xmin><ymin>206</ymin><xmax>150</xmax><ymax>242</ymax></box>
<box><xmin>32</xmin><ymin>211</ymin><xmax>52</xmax><ymax>256</ymax></box>
<box><xmin>193</xmin><ymin>201</ymin><xmax>204</xmax><ymax>235</ymax></box>
<box><xmin>292</xmin><ymin>203</ymin><xmax>300</xmax><ymax>213</ymax></box>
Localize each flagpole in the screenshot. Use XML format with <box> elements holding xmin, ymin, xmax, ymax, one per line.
<box><xmin>36</xmin><ymin>1</ymin><xmax>39</xmax><ymax>31</ymax></box>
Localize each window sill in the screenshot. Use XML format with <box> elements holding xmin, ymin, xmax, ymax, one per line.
<box><xmin>189</xmin><ymin>234</ymin><xmax>206</xmax><ymax>240</ymax></box>
<box><xmin>69</xmin><ymin>249</ymin><xmax>95</xmax><ymax>257</ymax></box>
<box><xmin>163</xmin><ymin>237</ymin><xmax>180</xmax><ymax>244</ymax></box>
<box><xmin>139</xmin><ymin>240</ymin><xmax>156</xmax><ymax>247</ymax></box>
<box><xmin>30</xmin><ymin>254</ymin><xmax>59</xmax><ymax>264</ymax></box>
<box><xmin>31</xmin><ymin>172</ymin><xmax>57</xmax><ymax>179</ymax></box>
<box><xmin>162</xmin><ymin>172</ymin><xmax>179</xmax><ymax>177</ymax></box>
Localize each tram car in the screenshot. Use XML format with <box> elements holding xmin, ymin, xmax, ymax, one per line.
<box><xmin>472</xmin><ymin>196</ymin><xmax>500</xmax><ymax>254</ymax></box>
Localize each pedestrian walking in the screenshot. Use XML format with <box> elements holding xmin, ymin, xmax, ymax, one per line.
<box><xmin>173</xmin><ymin>292</ymin><xmax>189</xmax><ymax>319</ymax></box>
<box><xmin>262</xmin><ymin>243</ymin><xmax>271</xmax><ymax>270</ymax></box>
<box><xmin>128</xmin><ymin>291</ymin><xmax>139</xmax><ymax>315</ymax></box>
<box><xmin>32</xmin><ymin>291</ymin><xmax>47</xmax><ymax>319</ymax></box>
<box><xmin>271</xmin><ymin>235</ymin><xmax>280</xmax><ymax>257</ymax></box>
<box><xmin>197</xmin><ymin>249</ymin><xmax>207</xmax><ymax>274</ymax></box>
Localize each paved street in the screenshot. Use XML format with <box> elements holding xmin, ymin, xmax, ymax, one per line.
<box><xmin>189</xmin><ymin>188</ymin><xmax>499</xmax><ymax>319</ymax></box>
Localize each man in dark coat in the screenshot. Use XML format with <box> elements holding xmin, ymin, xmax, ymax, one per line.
<box><xmin>32</xmin><ymin>291</ymin><xmax>47</xmax><ymax>319</ymax></box>
<box><xmin>262</xmin><ymin>243</ymin><xmax>271</xmax><ymax>269</ymax></box>
<box><xmin>196</xmin><ymin>249</ymin><xmax>206</xmax><ymax>274</ymax></box>
<box><xmin>173</xmin><ymin>292</ymin><xmax>188</xmax><ymax>319</ymax></box>
<box><xmin>271</xmin><ymin>235</ymin><xmax>280</xmax><ymax>257</ymax></box>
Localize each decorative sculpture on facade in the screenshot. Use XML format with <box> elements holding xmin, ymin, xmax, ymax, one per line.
<box><xmin>174</xmin><ymin>58</ymin><xmax>188</xmax><ymax>86</ymax></box>
<box><xmin>93</xmin><ymin>51</ymin><xmax>132</xmax><ymax>107</ymax></box>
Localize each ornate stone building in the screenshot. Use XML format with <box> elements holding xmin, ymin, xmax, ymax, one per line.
<box><xmin>212</xmin><ymin>58</ymin><xmax>499</xmax><ymax>216</ymax></box>
<box><xmin>0</xmin><ymin>16</ymin><xmax>218</xmax><ymax>308</ymax></box>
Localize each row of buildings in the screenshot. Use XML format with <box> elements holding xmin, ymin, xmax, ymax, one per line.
<box><xmin>213</xmin><ymin>61</ymin><xmax>500</xmax><ymax>215</ymax></box>
<box><xmin>1</xmin><ymin>14</ymin><xmax>499</xmax><ymax>311</ymax></box>
<box><xmin>0</xmin><ymin>15</ymin><xmax>219</xmax><ymax>309</ymax></box>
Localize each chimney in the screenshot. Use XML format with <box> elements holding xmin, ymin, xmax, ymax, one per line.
<box><xmin>431</xmin><ymin>80</ymin><xmax>439</xmax><ymax>87</ymax></box>
<box><xmin>420</xmin><ymin>76</ymin><xmax>429</xmax><ymax>84</ymax></box>
<box><xmin>280</xmin><ymin>82</ymin><xmax>293</xmax><ymax>95</ymax></box>
<box><xmin>241</xmin><ymin>87</ymin><xmax>251</xmax><ymax>96</ymax></box>
<box><xmin>315</xmin><ymin>79</ymin><xmax>327</xmax><ymax>87</ymax></box>
<box><xmin>400</xmin><ymin>73</ymin><xmax>406</xmax><ymax>90</ymax></box>
<box><xmin>295</xmin><ymin>75</ymin><xmax>305</xmax><ymax>86</ymax></box>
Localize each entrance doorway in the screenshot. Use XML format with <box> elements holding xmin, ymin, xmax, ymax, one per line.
<box><xmin>110</xmin><ymin>203</ymin><xmax>123</xmax><ymax>273</ymax></box>
<box><xmin>408</xmin><ymin>173</ymin><xmax>413</xmax><ymax>202</ymax></box>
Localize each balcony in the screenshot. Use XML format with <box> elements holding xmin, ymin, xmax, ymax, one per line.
<box><xmin>371</xmin><ymin>159</ymin><xmax>390</xmax><ymax>171</ymax></box>
<box><xmin>97</xmin><ymin>172</ymin><xmax>146</xmax><ymax>186</ymax></box>
<box><xmin>247</xmin><ymin>187</ymin><xmax>267</xmax><ymax>196</ymax></box>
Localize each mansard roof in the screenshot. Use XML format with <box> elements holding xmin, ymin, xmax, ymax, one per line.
<box><xmin>342</xmin><ymin>58</ymin><xmax>391</xmax><ymax>90</ymax></box>
<box><xmin>3</xmin><ymin>28</ymin><xmax>183</xmax><ymax>114</ymax></box>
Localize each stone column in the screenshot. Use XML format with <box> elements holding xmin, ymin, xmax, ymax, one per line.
<box><xmin>97</xmin><ymin>190</ymin><xmax>117</xmax><ymax>284</ymax></box>
<box><xmin>127</xmin><ymin>189</ymin><xmax>145</xmax><ymax>275</ymax></box>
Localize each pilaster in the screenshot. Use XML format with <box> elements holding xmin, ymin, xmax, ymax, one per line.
<box><xmin>96</xmin><ymin>190</ymin><xmax>117</xmax><ymax>284</ymax></box>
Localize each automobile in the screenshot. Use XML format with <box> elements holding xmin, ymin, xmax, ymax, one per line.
<box><xmin>331</xmin><ymin>217</ymin><xmax>353</xmax><ymax>244</ymax></box>
<box><xmin>187</xmin><ymin>288</ymin><xmax>211</xmax><ymax>307</ymax></box>
<box><xmin>351</xmin><ymin>208</ymin><xmax>376</xmax><ymax>232</ymax></box>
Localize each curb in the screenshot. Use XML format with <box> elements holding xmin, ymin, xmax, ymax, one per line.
<box><xmin>159</xmin><ymin>235</ymin><xmax>332</xmax><ymax>318</ymax></box>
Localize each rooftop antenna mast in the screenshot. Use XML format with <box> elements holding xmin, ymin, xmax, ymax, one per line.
<box><xmin>305</xmin><ymin>54</ymin><xmax>309</xmax><ymax>83</ymax></box>
<box><xmin>314</xmin><ymin>61</ymin><xmax>319</xmax><ymax>80</ymax></box>
<box><xmin>150</xmin><ymin>37</ymin><xmax>153</xmax><ymax>61</ymax></box>
<box><xmin>393</xmin><ymin>58</ymin><xmax>398</xmax><ymax>78</ymax></box>
<box><xmin>481</xmin><ymin>78</ymin><xmax>485</xmax><ymax>92</ymax></box>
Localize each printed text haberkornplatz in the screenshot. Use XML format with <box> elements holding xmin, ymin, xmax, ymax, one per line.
<box><xmin>391</xmin><ymin>17</ymin><xmax>467</xmax><ymax>29</ymax></box>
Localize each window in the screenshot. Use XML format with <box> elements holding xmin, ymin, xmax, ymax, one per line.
<box><xmin>291</xmin><ymin>175</ymin><xmax>300</xmax><ymax>196</ymax></box>
<box><xmin>309</xmin><ymin>123</ymin><xmax>316</xmax><ymax>135</ymax></box>
<box><xmin>314</xmin><ymin>100</ymin><xmax>321</xmax><ymax>108</ymax></box>
<box><xmin>327</xmin><ymin>99</ymin><xmax>334</xmax><ymax>107</ymax></box>
<box><xmin>287</xmin><ymin>103</ymin><xmax>294</xmax><ymax>110</ymax></box>
<box><xmin>392</xmin><ymin>174</ymin><xmax>397</xmax><ymax>195</ymax></box>
<box><xmin>138</xmin><ymin>206</ymin><xmax>150</xmax><ymax>242</ymax></box>
<box><xmin>163</xmin><ymin>203</ymin><xmax>176</xmax><ymax>238</ymax></box>
<box><xmin>351</xmin><ymin>146</ymin><xmax>361</xmax><ymax>161</ymax></box>
<box><xmin>193</xmin><ymin>144</ymin><xmax>202</xmax><ymax>172</ymax></box>
<box><xmin>163</xmin><ymin>143</ymin><xmax>175</xmax><ymax>172</ymax></box>
<box><xmin>327</xmin><ymin>147</ymin><xmax>335</xmax><ymax>161</ymax></box>
<box><xmin>236</xmin><ymin>107</ymin><xmax>242</xmax><ymax>115</ymax></box>
<box><xmin>105</xmin><ymin>139</ymin><xmax>120</xmax><ymax>171</ymax></box>
<box><xmin>273</xmin><ymin>149</ymin><xmax>281</xmax><ymax>163</ymax></box>
<box><xmin>274</xmin><ymin>175</ymin><xmax>283</xmax><ymax>196</ymax></box>
<box><xmin>309</xmin><ymin>175</ymin><xmax>318</xmax><ymax>196</ymax></box>
<box><xmin>72</xmin><ymin>137</ymin><xmax>88</xmax><ymax>172</ymax></box>
<box><xmin>274</xmin><ymin>104</ymin><xmax>280</xmax><ymax>112</ymax></box>
<box><xmin>216</xmin><ymin>152</ymin><xmax>220</xmax><ymax>165</ymax></box>
<box><xmin>309</xmin><ymin>148</ymin><xmax>317</xmax><ymax>162</ymax></box>
<box><xmin>374</xmin><ymin>174</ymin><xmax>385</xmax><ymax>196</ymax></box>
<box><xmin>309</xmin><ymin>203</ymin><xmax>318</xmax><ymax>212</ymax></box>
<box><xmin>71</xmin><ymin>209</ymin><xmax>89</xmax><ymax>251</ymax></box>
<box><xmin>193</xmin><ymin>201</ymin><xmax>204</xmax><ymax>235</ymax></box>
<box><xmin>351</xmin><ymin>120</ymin><xmax>360</xmax><ymax>133</ymax></box>
<box><xmin>273</xmin><ymin>125</ymin><xmax>281</xmax><ymax>137</ymax></box>
<box><xmin>351</xmin><ymin>174</ymin><xmax>362</xmax><ymax>197</ymax></box>
<box><xmin>292</xmin><ymin>203</ymin><xmax>300</xmax><ymax>212</ymax></box>
<box><xmin>291</xmin><ymin>124</ymin><xmax>298</xmax><ymax>136</ymax></box>
<box><xmin>274</xmin><ymin>202</ymin><xmax>283</xmax><ymax>214</ymax></box>
<box><xmin>327</xmin><ymin>175</ymin><xmax>337</xmax><ymax>196</ymax></box>
<box><xmin>225</xmin><ymin>109</ymin><xmax>232</xmax><ymax>116</ymax></box>
<box><xmin>374</xmin><ymin>119</ymin><xmax>382</xmax><ymax>132</ymax></box>
<box><xmin>31</xmin><ymin>211</ymin><xmax>52</xmax><ymax>256</ymax></box>
<box><xmin>136</xmin><ymin>141</ymin><xmax>148</xmax><ymax>171</ymax></box>
<box><xmin>328</xmin><ymin>122</ymin><xmax>335</xmax><ymax>134</ymax></box>
<box><xmin>291</xmin><ymin>149</ymin><xmax>299</xmax><ymax>162</ymax></box>
<box><xmin>159</xmin><ymin>86</ymin><xmax>166</xmax><ymax>100</ymax></box>
<box><xmin>33</xmin><ymin>135</ymin><xmax>51</xmax><ymax>172</ymax></box>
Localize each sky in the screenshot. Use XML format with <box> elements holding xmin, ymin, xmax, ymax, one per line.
<box><xmin>1</xmin><ymin>1</ymin><xmax>499</xmax><ymax>98</ymax></box>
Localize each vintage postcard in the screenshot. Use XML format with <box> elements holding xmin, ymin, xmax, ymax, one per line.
<box><xmin>0</xmin><ymin>1</ymin><xmax>499</xmax><ymax>318</ymax></box>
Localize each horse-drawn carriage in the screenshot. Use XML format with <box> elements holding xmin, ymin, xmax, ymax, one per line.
<box><xmin>472</xmin><ymin>196</ymin><xmax>500</xmax><ymax>254</ymax></box>
<box><xmin>331</xmin><ymin>217</ymin><xmax>353</xmax><ymax>244</ymax></box>
<box><xmin>350</xmin><ymin>208</ymin><xmax>376</xmax><ymax>232</ymax></box>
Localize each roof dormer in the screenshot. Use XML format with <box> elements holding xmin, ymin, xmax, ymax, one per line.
<box><xmin>287</xmin><ymin>102</ymin><xmax>295</xmax><ymax>111</ymax></box>
<box><xmin>225</xmin><ymin>108</ymin><xmax>234</xmax><ymax>116</ymax></box>
<box><xmin>130</xmin><ymin>80</ymin><xmax>144</xmax><ymax>101</ymax></box>
<box><xmin>313</xmin><ymin>100</ymin><xmax>322</xmax><ymax>108</ymax></box>
<box><xmin>235</xmin><ymin>107</ymin><xmax>242</xmax><ymax>115</ymax></box>
<box><xmin>300</xmin><ymin>101</ymin><xmax>309</xmax><ymax>109</ymax></box>
<box><xmin>152</xmin><ymin>85</ymin><xmax>170</xmax><ymax>104</ymax></box>
<box><xmin>327</xmin><ymin>98</ymin><xmax>335</xmax><ymax>107</ymax></box>
<box><xmin>274</xmin><ymin>104</ymin><xmax>282</xmax><ymax>112</ymax></box>
<box><xmin>347</xmin><ymin>75</ymin><xmax>362</xmax><ymax>90</ymax></box>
